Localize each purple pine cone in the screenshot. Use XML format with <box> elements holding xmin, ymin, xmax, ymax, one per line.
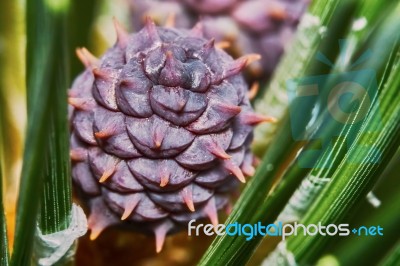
<box><xmin>69</xmin><ymin>18</ymin><xmax>275</xmax><ymax>252</ymax></box>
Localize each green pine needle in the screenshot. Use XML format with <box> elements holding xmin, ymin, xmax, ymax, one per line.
<box><xmin>38</xmin><ymin>1</ymin><xmax>72</xmax><ymax>235</ymax></box>
<box><xmin>287</xmin><ymin>17</ymin><xmax>400</xmax><ymax>264</ymax></box>
<box><xmin>0</xmin><ymin>154</ymin><xmax>9</xmax><ymax>266</ymax></box>
<box><xmin>10</xmin><ymin>0</ymin><xmax>72</xmax><ymax>265</ymax></box>
<box><xmin>379</xmin><ymin>242</ymin><xmax>400</xmax><ymax>266</ymax></box>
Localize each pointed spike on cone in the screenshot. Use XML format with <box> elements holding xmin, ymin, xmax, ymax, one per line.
<box><xmin>89</xmin><ymin>227</ymin><xmax>103</xmax><ymax>241</ymax></box>
<box><xmin>248</xmin><ymin>82</ymin><xmax>259</xmax><ymax>100</ymax></box>
<box><xmin>164</xmin><ymin>50</ymin><xmax>175</xmax><ymax>64</ymax></box>
<box><xmin>68</xmin><ymin>89</ymin><xmax>85</xmax><ymax>99</ymax></box>
<box><xmin>88</xmin><ymin>198</ymin><xmax>118</xmax><ymax>240</ymax></box>
<box><xmin>153</xmin><ymin>129</ymin><xmax>165</xmax><ymax>149</ymax></box>
<box><xmin>204</xmin><ymin>197</ymin><xmax>219</xmax><ymax>228</ymax></box>
<box><xmin>204</xmin><ymin>38</ymin><xmax>215</xmax><ymax>49</ymax></box>
<box><xmin>94</xmin><ymin>128</ymin><xmax>114</xmax><ymax>139</ymax></box>
<box><xmin>154</xmin><ymin>140</ymin><xmax>162</xmax><ymax>148</ymax></box>
<box><xmin>121</xmin><ymin>209</ymin><xmax>132</xmax><ymax>221</ymax></box>
<box><xmin>241</xmin><ymin>113</ymin><xmax>277</xmax><ymax>125</ymax></box>
<box><xmin>68</xmin><ymin>97</ymin><xmax>83</xmax><ymax>108</ymax></box>
<box><xmin>155</xmin><ymin>237</ymin><xmax>164</xmax><ymax>253</ymax></box>
<box><xmin>70</xmin><ymin>148</ymin><xmax>87</xmax><ymax>161</ymax></box>
<box><xmin>225</xmin><ymin>202</ymin><xmax>233</xmax><ymax>215</ymax></box>
<box><xmin>241</xmin><ymin>53</ymin><xmax>262</xmax><ymax>67</ymax></box>
<box><xmin>224</xmin><ymin>159</ymin><xmax>246</xmax><ymax>183</ymax></box>
<box><xmin>67</xmin><ymin>89</ymin><xmax>77</xmax><ymax>98</ymax></box>
<box><xmin>215</xmin><ymin>41</ymin><xmax>231</xmax><ymax>49</ymax></box>
<box><xmin>88</xmin><ymin>212</ymin><xmax>108</xmax><ymax>240</ymax></box>
<box><xmin>163</xmin><ymin>50</ymin><xmax>182</xmax><ymax>72</ymax></box>
<box><xmin>153</xmin><ymin>221</ymin><xmax>174</xmax><ymax>253</ymax></box>
<box><xmin>159</xmin><ymin>174</ymin><xmax>170</xmax><ymax>187</ymax></box>
<box><xmin>119</xmin><ymin>78</ymin><xmax>135</xmax><ymax>87</ymax></box>
<box><xmin>242</xmin><ymin>164</ymin><xmax>256</xmax><ymax>177</ymax></box>
<box><xmin>229</xmin><ymin>57</ymin><xmax>247</xmax><ymax>74</ymax></box>
<box><xmin>68</xmin><ymin>97</ymin><xmax>93</xmax><ymax>111</ymax></box>
<box><xmin>199</xmin><ymin>38</ymin><xmax>215</xmax><ymax>58</ymax></box>
<box><xmin>144</xmin><ymin>16</ymin><xmax>161</xmax><ymax>42</ymax></box>
<box><xmin>268</xmin><ymin>5</ymin><xmax>288</xmax><ymax>21</ymax></box>
<box><xmin>219</xmin><ymin>55</ymin><xmax>256</xmax><ymax>80</ymax></box>
<box><xmin>121</xmin><ymin>195</ymin><xmax>141</xmax><ymax>220</ymax></box>
<box><xmin>76</xmin><ymin>48</ymin><xmax>87</xmax><ymax>67</ymax></box>
<box><xmin>181</xmin><ymin>186</ymin><xmax>195</xmax><ymax>212</ymax></box>
<box><xmin>177</xmin><ymin>99</ymin><xmax>187</xmax><ymax>111</ymax></box>
<box><xmin>159</xmin><ymin>162</ymin><xmax>170</xmax><ymax>187</ymax></box>
<box><xmin>82</xmin><ymin>48</ymin><xmax>99</xmax><ymax>65</ymax></box>
<box><xmin>215</xmin><ymin>102</ymin><xmax>242</xmax><ymax>115</ymax></box>
<box><xmin>113</xmin><ymin>17</ymin><xmax>129</xmax><ymax>48</ymax></box>
<box><xmin>92</xmin><ymin>68</ymin><xmax>113</xmax><ymax>81</ymax></box>
<box><xmin>219</xmin><ymin>54</ymin><xmax>261</xmax><ymax>80</ymax></box>
<box><xmin>190</xmin><ymin>21</ymin><xmax>204</xmax><ymax>37</ymax></box>
<box><xmin>76</xmin><ymin>47</ymin><xmax>99</xmax><ymax>69</ymax></box>
<box><xmin>160</xmin><ymin>51</ymin><xmax>186</xmax><ymax>85</ymax></box>
<box><xmin>99</xmin><ymin>165</ymin><xmax>116</xmax><ymax>183</ymax></box>
<box><xmin>164</xmin><ymin>13</ymin><xmax>176</xmax><ymax>27</ymax></box>
<box><xmin>165</xmin><ymin>50</ymin><xmax>173</xmax><ymax>57</ymax></box>
<box><xmin>206</xmin><ymin>141</ymin><xmax>231</xmax><ymax>159</ymax></box>
<box><xmin>145</xmin><ymin>16</ymin><xmax>156</xmax><ymax>29</ymax></box>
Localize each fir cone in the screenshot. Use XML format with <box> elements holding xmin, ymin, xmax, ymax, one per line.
<box><xmin>69</xmin><ymin>18</ymin><xmax>274</xmax><ymax>252</ymax></box>
<box><xmin>130</xmin><ymin>0</ymin><xmax>310</xmax><ymax>80</ymax></box>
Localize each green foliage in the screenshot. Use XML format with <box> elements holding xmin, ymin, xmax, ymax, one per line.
<box><xmin>0</xmin><ymin>151</ymin><xmax>9</xmax><ymax>266</ymax></box>
<box><xmin>379</xmin><ymin>242</ymin><xmax>400</xmax><ymax>266</ymax></box>
<box><xmin>333</xmin><ymin>184</ymin><xmax>400</xmax><ymax>265</ymax></box>
<box><xmin>39</xmin><ymin>113</ymin><xmax>73</xmax><ymax>235</ymax></box>
<box><xmin>287</xmin><ymin>12</ymin><xmax>400</xmax><ymax>264</ymax></box>
<box><xmin>200</xmin><ymin>0</ymin><xmax>400</xmax><ymax>265</ymax></box>
<box><xmin>38</xmin><ymin>0</ymin><xmax>72</xmax><ymax>235</ymax></box>
<box><xmin>10</xmin><ymin>0</ymin><xmax>72</xmax><ymax>265</ymax></box>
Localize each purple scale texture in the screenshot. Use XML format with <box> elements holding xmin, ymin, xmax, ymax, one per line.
<box><xmin>70</xmin><ymin>20</ymin><xmax>270</xmax><ymax>252</ymax></box>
